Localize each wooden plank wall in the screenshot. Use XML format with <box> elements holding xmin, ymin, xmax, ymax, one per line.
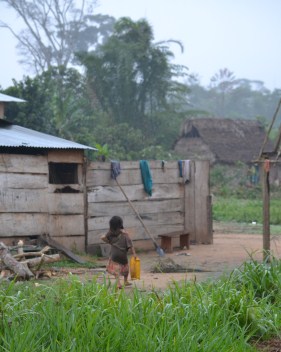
<box><xmin>0</xmin><ymin>154</ymin><xmax>211</xmax><ymax>253</ymax></box>
<box><xmin>0</xmin><ymin>154</ymin><xmax>49</xmax><ymax>240</ymax></box>
<box><xmin>0</xmin><ymin>152</ymin><xmax>85</xmax><ymax>251</ymax></box>
<box><xmin>86</xmin><ymin>160</ymin><xmax>212</xmax><ymax>251</ymax></box>
<box><xmin>188</xmin><ymin>160</ymin><xmax>212</xmax><ymax>244</ymax></box>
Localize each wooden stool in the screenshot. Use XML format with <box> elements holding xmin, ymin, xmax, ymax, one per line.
<box><xmin>158</xmin><ymin>232</ymin><xmax>190</xmax><ymax>253</ymax></box>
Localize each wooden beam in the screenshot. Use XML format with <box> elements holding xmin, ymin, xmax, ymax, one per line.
<box><xmin>40</xmin><ymin>234</ymin><xmax>86</xmax><ymax>264</ymax></box>
<box><xmin>258</xmin><ymin>97</ymin><xmax>281</xmax><ymax>159</ymax></box>
<box><xmin>262</xmin><ymin>161</ymin><xmax>270</xmax><ymax>261</ymax></box>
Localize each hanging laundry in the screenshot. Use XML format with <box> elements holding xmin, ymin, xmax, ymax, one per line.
<box><xmin>178</xmin><ymin>160</ymin><xmax>191</xmax><ymax>183</ymax></box>
<box><xmin>111</xmin><ymin>161</ymin><xmax>121</xmax><ymax>180</ymax></box>
<box><xmin>139</xmin><ymin>160</ymin><xmax>153</xmax><ymax>196</ymax></box>
<box><xmin>178</xmin><ymin>160</ymin><xmax>183</xmax><ymax>177</ymax></box>
<box><xmin>183</xmin><ymin>160</ymin><xmax>191</xmax><ymax>184</ymax></box>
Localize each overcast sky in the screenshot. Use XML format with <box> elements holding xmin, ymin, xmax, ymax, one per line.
<box><xmin>1</xmin><ymin>0</ymin><xmax>281</xmax><ymax>91</ymax></box>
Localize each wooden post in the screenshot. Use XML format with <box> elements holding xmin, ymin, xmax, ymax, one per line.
<box><xmin>262</xmin><ymin>160</ymin><xmax>270</xmax><ymax>261</ymax></box>
<box><xmin>83</xmin><ymin>157</ymin><xmax>88</xmax><ymax>253</ymax></box>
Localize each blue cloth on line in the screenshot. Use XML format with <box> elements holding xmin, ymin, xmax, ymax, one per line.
<box><xmin>111</xmin><ymin>161</ymin><xmax>121</xmax><ymax>180</ymax></box>
<box><xmin>139</xmin><ymin>160</ymin><xmax>153</xmax><ymax>196</ymax></box>
<box><xmin>178</xmin><ymin>160</ymin><xmax>183</xmax><ymax>177</ymax></box>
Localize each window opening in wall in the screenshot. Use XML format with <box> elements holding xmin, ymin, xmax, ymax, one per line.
<box><xmin>49</xmin><ymin>162</ymin><xmax>78</xmax><ymax>184</ymax></box>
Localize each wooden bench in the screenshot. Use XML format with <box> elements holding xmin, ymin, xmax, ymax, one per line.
<box><xmin>158</xmin><ymin>231</ymin><xmax>190</xmax><ymax>253</ymax></box>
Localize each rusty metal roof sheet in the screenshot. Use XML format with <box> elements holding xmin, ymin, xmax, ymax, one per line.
<box><xmin>0</xmin><ymin>120</ymin><xmax>96</xmax><ymax>150</ymax></box>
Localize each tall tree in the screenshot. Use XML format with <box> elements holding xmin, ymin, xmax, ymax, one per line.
<box><xmin>79</xmin><ymin>17</ymin><xmax>188</xmax><ymax>141</ymax></box>
<box><xmin>209</xmin><ymin>68</ymin><xmax>236</xmax><ymax>117</ymax></box>
<box><xmin>0</xmin><ymin>0</ymin><xmax>115</xmax><ymax>74</ymax></box>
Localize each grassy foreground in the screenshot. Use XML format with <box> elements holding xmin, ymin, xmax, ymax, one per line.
<box><xmin>1</xmin><ymin>257</ymin><xmax>281</xmax><ymax>351</ymax></box>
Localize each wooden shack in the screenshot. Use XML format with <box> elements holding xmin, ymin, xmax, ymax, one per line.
<box><xmin>0</xmin><ymin>118</ymin><xmax>95</xmax><ymax>252</ymax></box>
<box><xmin>174</xmin><ymin>118</ymin><xmax>272</xmax><ymax>165</ymax></box>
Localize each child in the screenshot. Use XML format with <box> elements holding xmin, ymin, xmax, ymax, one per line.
<box><xmin>101</xmin><ymin>216</ymin><xmax>136</xmax><ymax>289</ymax></box>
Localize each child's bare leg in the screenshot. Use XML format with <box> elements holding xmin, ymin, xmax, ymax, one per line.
<box><xmin>124</xmin><ymin>274</ymin><xmax>132</xmax><ymax>286</ymax></box>
<box><xmin>114</xmin><ymin>274</ymin><xmax>122</xmax><ymax>288</ymax></box>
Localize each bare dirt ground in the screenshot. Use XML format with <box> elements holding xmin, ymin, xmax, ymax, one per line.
<box><xmin>92</xmin><ymin>232</ymin><xmax>281</xmax><ymax>291</ymax></box>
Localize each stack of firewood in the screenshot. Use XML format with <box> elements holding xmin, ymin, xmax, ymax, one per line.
<box><xmin>0</xmin><ymin>240</ymin><xmax>61</xmax><ymax>280</ymax></box>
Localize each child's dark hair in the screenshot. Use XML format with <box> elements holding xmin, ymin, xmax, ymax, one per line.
<box><xmin>109</xmin><ymin>216</ymin><xmax>124</xmax><ymax>231</ymax></box>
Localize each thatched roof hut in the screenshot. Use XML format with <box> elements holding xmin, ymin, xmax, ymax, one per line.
<box><xmin>174</xmin><ymin>118</ymin><xmax>272</xmax><ymax>164</ymax></box>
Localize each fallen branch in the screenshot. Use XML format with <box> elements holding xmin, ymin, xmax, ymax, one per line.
<box><xmin>21</xmin><ymin>254</ymin><xmax>61</xmax><ymax>268</ymax></box>
<box><xmin>13</xmin><ymin>246</ymin><xmax>51</xmax><ymax>259</ymax></box>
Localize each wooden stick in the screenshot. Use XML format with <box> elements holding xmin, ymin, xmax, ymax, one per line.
<box><xmin>114</xmin><ymin>178</ymin><xmax>159</xmax><ymax>248</ymax></box>
<box><xmin>13</xmin><ymin>246</ymin><xmax>51</xmax><ymax>259</ymax></box>
<box><xmin>21</xmin><ymin>254</ymin><xmax>61</xmax><ymax>268</ymax></box>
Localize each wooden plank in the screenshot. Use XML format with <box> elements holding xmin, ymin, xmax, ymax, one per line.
<box><xmin>88</xmin><ymin>224</ymin><xmax>184</xmax><ymax>244</ymax></box>
<box><xmin>0</xmin><ymin>189</ymin><xmax>48</xmax><ymax>212</ymax></box>
<box><xmin>88</xmin><ymin>199</ymin><xmax>183</xmax><ymax>217</ymax></box>
<box><xmin>87</xmin><ymin>212</ymin><xmax>184</xmax><ymax>231</ymax></box>
<box><xmin>48</xmin><ymin>150</ymin><xmax>84</xmax><ymax>163</ymax></box>
<box><xmin>194</xmin><ymin>160</ymin><xmax>212</xmax><ymax>244</ymax></box>
<box><xmin>0</xmin><ymin>213</ymin><xmax>48</xmax><ymax>236</ymax></box>
<box><xmin>48</xmin><ymin>215</ymin><xmax>85</xmax><ymax>236</ymax></box>
<box><xmin>262</xmin><ymin>165</ymin><xmax>270</xmax><ymax>260</ymax></box>
<box><xmin>82</xmin><ymin>159</ymin><xmax>88</xmax><ymax>251</ymax></box>
<box><xmin>86</xmin><ymin>168</ymin><xmax>182</xmax><ymax>187</ymax></box>
<box><xmin>0</xmin><ymin>154</ymin><xmax>47</xmax><ymax>173</ymax></box>
<box><xmin>0</xmin><ymin>173</ymin><xmax>48</xmax><ymax>189</ymax></box>
<box><xmin>184</xmin><ymin>161</ymin><xmax>196</xmax><ymax>241</ymax></box>
<box><xmin>87</xmin><ymin>160</ymin><xmax>179</xmax><ymax>171</ymax></box>
<box><xmin>48</xmin><ymin>193</ymin><xmax>84</xmax><ymax>214</ymax></box>
<box><xmin>207</xmin><ymin>195</ymin><xmax>213</xmax><ymax>244</ymax></box>
<box><xmin>87</xmin><ymin>184</ymin><xmax>183</xmax><ymax>203</ymax></box>
<box><xmin>40</xmin><ymin>234</ymin><xmax>85</xmax><ymax>263</ymax></box>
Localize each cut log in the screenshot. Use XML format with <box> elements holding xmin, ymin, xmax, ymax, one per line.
<box><xmin>0</xmin><ymin>242</ymin><xmax>34</xmax><ymax>279</ymax></box>
<box><xmin>39</xmin><ymin>234</ymin><xmax>86</xmax><ymax>264</ymax></box>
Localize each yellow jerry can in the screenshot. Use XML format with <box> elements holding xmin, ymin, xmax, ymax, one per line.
<box><xmin>130</xmin><ymin>256</ymin><xmax>141</xmax><ymax>280</ymax></box>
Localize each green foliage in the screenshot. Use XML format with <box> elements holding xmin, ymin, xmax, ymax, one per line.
<box><xmin>1</xmin><ymin>259</ymin><xmax>281</xmax><ymax>350</ymax></box>
<box><xmin>78</xmin><ymin>17</ymin><xmax>189</xmax><ymax>155</ymax></box>
<box><xmin>210</xmin><ymin>163</ymin><xmax>258</xmax><ymax>198</ymax></box>
<box><xmin>213</xmin><ymin>197</ymin><xmax>281</xmax><ymax>225</ymax></box>
<box><xmin>3</xmin><ymin>67</ymin><xmax>96</xmax><ymax>142</ymax></box>
<box><xmin>187</xmin><ymin>71</ymin><xmax>281</xmax><ymax>123</ymax></box>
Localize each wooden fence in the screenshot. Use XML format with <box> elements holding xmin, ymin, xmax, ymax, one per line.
<box><xmin>86</xmin><ymin>160</ymin><xmax>212</xmax><ymax>253</ymax></box>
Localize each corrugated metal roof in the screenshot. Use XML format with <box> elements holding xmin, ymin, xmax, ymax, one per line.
<box><xmin>0</xmin><ymin>120</ymin><xmax>96</xmax><ymax>150</ymax></box>
<box><xmin>0</xmin><ymin>93</ymin><xmax>26</xmax><ymax>103</ymax></box>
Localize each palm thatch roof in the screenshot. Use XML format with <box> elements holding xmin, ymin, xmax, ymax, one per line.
<box><xmin>174</xmin><ymin>118</ymin><xmax>272</xmax><ymax>164</ymax></box>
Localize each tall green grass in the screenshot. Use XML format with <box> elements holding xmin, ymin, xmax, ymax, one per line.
<box><xmin>1</xmin><ymin>257</ymin><xmax>281</xmax><ymax>351</ymax></box>
<box><xmin>213</xmin><ymin>197</ymin><xmax>281</xmax><ymax>225</ymax></box>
